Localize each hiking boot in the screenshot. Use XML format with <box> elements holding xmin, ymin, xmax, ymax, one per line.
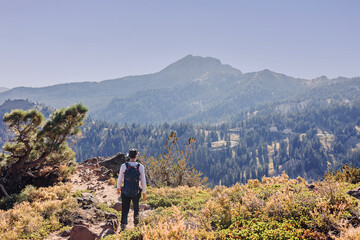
<box><xmin>120</xmin><ymin>224</ymin><xmax>126</xmax><ymax>231</ymax></box>
<box><xmin>134</xmin><ymin>218</ymin><xmax>139</xmax><ymax>226</ymax></box>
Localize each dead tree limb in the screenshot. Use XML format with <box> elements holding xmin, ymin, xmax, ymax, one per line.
<box><xmin>0</xmin><ymin>184</ymin><xmax>10</xmax><ymax>198</ymax></box>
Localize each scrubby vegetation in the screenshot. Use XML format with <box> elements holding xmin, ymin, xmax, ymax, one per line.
<box><xmin>142</xmin><ymin>132</ymin><xmax>207</xmax><ymax>188</ymax></box>
<box><xmin>0</xmin><ymin>166</ymin><xmax>359</xmax><ymax>239</ymax></box>
<box><xmin>107</xmin><ymin>168</ymin><xmax>360</xmax><ymax>240</ymax></box>
<box><xmin>0</xmin><ymin>183</ymin><xmax>76</xmax><ymax>240</ymax></box>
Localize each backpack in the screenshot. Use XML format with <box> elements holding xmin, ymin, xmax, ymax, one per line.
<box><xmin>122</xmin><ymin>162</ymin><xmax>141</xmax><ymax>197</ymax></box>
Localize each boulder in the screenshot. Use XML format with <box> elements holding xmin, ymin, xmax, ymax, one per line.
<box><xmin>95</xmin><ymin>166</ymin><xmax>112</xmax><ymax>181</ymax></box>
<box><xmin>69</xmin><ymin>225</ymin><xmax>98</xmax><ymax>240</ymax></box>
<box><xmin>99</xmin><ymin>153</ymin><xmax>128</xmax><ymax>174</ymax></box>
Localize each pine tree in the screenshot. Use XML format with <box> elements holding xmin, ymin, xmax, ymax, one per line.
<box><xmin>0</xmin><ymin>103</ymin><xmax>88</xmax><ymax>196</ymax></box>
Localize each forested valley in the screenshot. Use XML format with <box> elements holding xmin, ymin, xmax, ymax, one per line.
<box><xmin>69</xmin><ymin>99</ymin><xmax>360</xmax><ymax>186</ymax></box>
<box><xmin>1</xmin><ymin>98</ymin><xmax>359</xmax><ymax>186</ymax></box>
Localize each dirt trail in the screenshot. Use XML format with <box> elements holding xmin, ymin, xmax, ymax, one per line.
<box><xmin>69</xmin><ymin>167</ymin><xmax>120</xmax><ymax>205</ymax></box>
<box><xmin>45</xmin><ymin>165</ymin><xmax>142</xmax><ymax>239</ymax></box>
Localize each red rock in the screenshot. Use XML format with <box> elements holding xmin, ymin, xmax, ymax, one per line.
<box><xmin>69</xmin><ymin>225</ymin><xmax>98</xmax><ymax>240</ymax></box>
<box><xmin>112</xmin><ymin>202</ymin><xmax>122</xmax><ymax>211</ymax></box>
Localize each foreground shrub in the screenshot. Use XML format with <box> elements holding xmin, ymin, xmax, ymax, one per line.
<box><xmin>2</xmin><ymin>166</ymin><xmax>359</xmax><ymax>239</ymax></box>
<box><xmin>146</xmin><ymin>186</ymin><xmax>211</xmax><ymax>212</ymax></box>
<box><xmin>0</xmin><ymin>183</ymin><xmax>76</xmax><ymax>240</ymax></box>
<box><xmin>219</xmin><ymin>218</ymin><xmax>304</xmax><ymax>240</ymax></box>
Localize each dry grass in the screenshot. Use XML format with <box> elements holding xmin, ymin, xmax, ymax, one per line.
<box><xmin>0</xmin><ymin>183</ymin><xmax>76</xmax><ymax>240</ymax></box>
<box><xmin>334</xmin><ymin>226</ymin><xmax>360</xmax><ymax>240</ymax></box>
<box><xmin>2</xmin><ymin>167</ymin><xmax>360</xmax><ymax>240</ymax></box>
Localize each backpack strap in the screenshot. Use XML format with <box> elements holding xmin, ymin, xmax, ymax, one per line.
<box><xmin>136</xmin><ymin>163</ymin><xmax>140</xmax><ymax>170</ymax></box>
<box><xmin>125</xmin><ymin>162</ymin><xmax>130</xmax><ymax>169</ymax></box>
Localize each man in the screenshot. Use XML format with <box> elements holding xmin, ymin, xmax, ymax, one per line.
<box><xmin>117</xmin><ymin>148</ymin><xmax>146</xmax><ymax>230</ymax></box>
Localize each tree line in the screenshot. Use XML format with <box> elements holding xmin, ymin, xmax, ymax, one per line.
<box><xmin>71</xmin><ymin>100</ymin><xmax>360</xmax><ymax>186</ymax></box>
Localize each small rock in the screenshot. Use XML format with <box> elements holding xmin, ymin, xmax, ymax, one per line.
<box><xmin>103</xmin><ymin>195</ymin><xmax>107</xmax><ymax>198</ymax></box>
<box><xmin>95</xmin><ymin>210</ymin><xmax>118</xmax><ymax>220</ymax></box>
<box><xmin>112</xmin><ymin>202</ymin><xmax>122</xmax><ymax>211</ymax></box>
<box><xmin>69</xmin><ymin>225</ymin><xmax>98</xmax><ymax>240</ymax></box>
<box><xmin>140</xmin><ymin>204</ymin><xmax>151</xmax><ymax>211</ymax></box>
<box><xmin>77</xmin><ymin>193</ymin><xmax>98</xmax><ymax>208</ymax></box>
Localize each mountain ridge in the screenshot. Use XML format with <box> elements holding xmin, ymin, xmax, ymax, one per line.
<box><xmin>0</xmin><ymin>55</ymin><xmax>357</xmax><ymax>124</ymax></box>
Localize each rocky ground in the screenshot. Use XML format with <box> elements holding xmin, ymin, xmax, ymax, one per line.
<box><xmin>45</xmin><ymin>154</ymin><xmax>150</xmax><ymax>240</ymax></box>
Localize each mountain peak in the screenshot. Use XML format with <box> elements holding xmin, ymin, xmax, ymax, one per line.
<box><xmin>312</xmin><ymin>76</ymin><xmax>328</xmax><ymax>81</ymax></box>
<box><xmin>159</xmin><ymin>55</ymin><xmax>242</xmax><ymax>77</ymax></box>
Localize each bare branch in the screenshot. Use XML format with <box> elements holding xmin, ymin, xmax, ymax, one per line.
<box><xmin>23</xmin><ymin>152</ymin><xmax>50</xmax><ymax>169</ymax></box>
<box><xmin>0</xmin><ymin>184</ymin><xmax>10</xmax><ymax>198</ymax></box>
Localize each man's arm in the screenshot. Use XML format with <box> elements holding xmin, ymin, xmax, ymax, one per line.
<box><xmin>117</xmin><ymin>164</ymin><xmax>125</xmax><ymax>195</ymax></box>
<box><xmin>140</xmin><ymin>165</ymin><xmax>147</xmax><ymax>201</ymax></box>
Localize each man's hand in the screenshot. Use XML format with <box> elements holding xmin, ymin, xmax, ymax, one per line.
<box><xmin>142</xmin><ymin>193</ymin><xmax>146</xmax><ymax>202</ymax></box>
<box><xmin>117</xmin><ymin>188</ymin><xmax>121</xmax><ymax>195</ymax></box>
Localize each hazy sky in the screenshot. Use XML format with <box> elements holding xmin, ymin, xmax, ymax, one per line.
<box><xmin>0</xmin><ymin>0</ymin><xmax>359</xmax><ymax>88</ymax></box>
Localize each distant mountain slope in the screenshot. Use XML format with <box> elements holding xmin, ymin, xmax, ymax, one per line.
<box><xmin>72</xmin><ymin>99</ymin><xmax>360</xmax><ymax>185</ymax></box>
<box><xmin>0</xmin><ymin>55</ymin><xmax>241</xmax><ymax>111</ymax></box>
<box><xmin>0</xmin><ymin>87</ymin><xmax>9</xmax><ymax>93</ymax></box>
<box><xmin>96</xmin><ymin>69</ymin><xmax>307</xmax><ymax>123</ymax></box>
<box><xmin>0</xmin><ymin>55</ymin><xmax>359</xmax><ymax>124</ymax></box>
<box><xmin>0</xmin><ymin>99</ymin><xmax>54</xmax><ymax>146</ymax></box>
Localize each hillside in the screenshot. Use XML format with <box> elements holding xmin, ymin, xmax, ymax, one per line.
<box><xmin>1</xmin><ymin>161</ymin><xmax>360</xmax><ymax>240</ymax></box>
<box><xmin>0</xmin><ymin>99</ymin><xmax>54</xmax><ymax>147</ymax></box>
<box><xmin>3</xmin><ymin>55</ymin><xmax>358</xmax><ymax>124</ymax></box>
<box><xmin>70</xmin><ymin>100</ymin><xmax>360</xmax><ymax>186</ymax></box>
<box><xmin>1</xmin><ymin>98</ymin><xmax>360</xmax><ymax>187</ymax></box>
<box><xmin>0</xmin><ymin>55</ymin><xmax>242</xmax><ymax>115</ymax></box>
<box><xmin>0</xmin><ymin>87</ymin><xmax>9</xmax><ymax>93</ymax></box>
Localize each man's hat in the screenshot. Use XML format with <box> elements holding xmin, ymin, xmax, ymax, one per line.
<box><xmin>129</xmin><ymin>148</ymin><xmax>137</xmax><ymax>158</ymax></box>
